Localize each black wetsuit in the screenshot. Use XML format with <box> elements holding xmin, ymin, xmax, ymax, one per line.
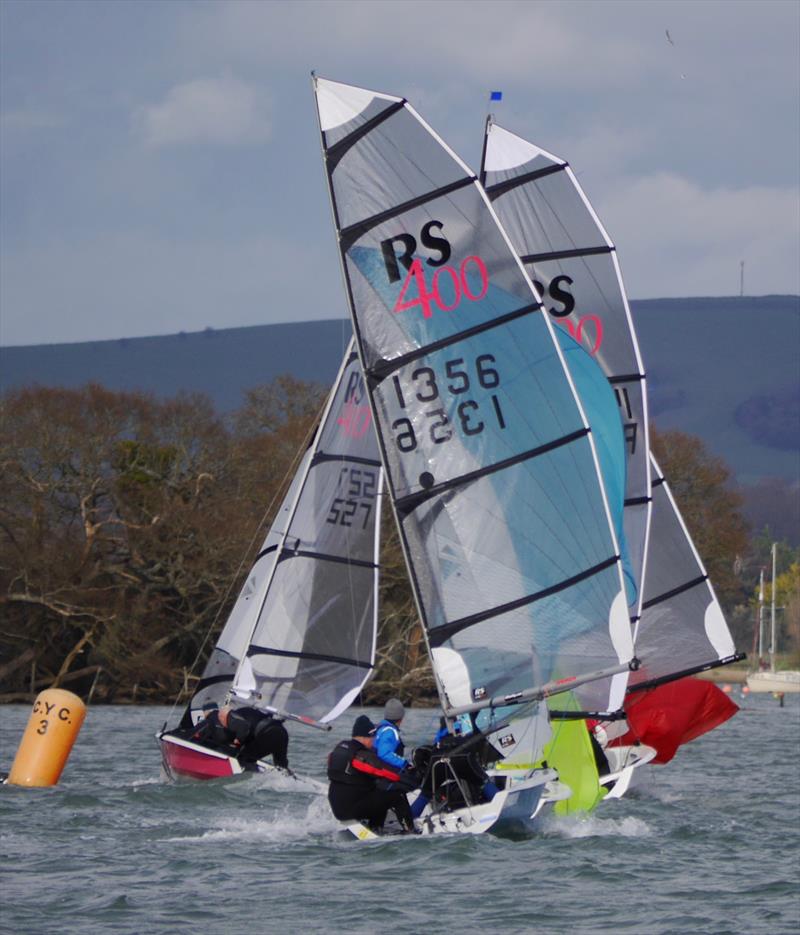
<box><xmin>192</xmin><ymin>710</ymin><xmax>234</xmax><ymax>749</ymax></box>
<box><xmin>228</xmin><ymin>708</ymin><xmax>289</xmax><ymax>768</ymax></box>
<box><xmin>327</xmin><ymin>739</ymin><xmax>414</xmax><ymax>831</ymax></box>
<box><xmin>192</xmin><ymin>708</ymin><xmax>289</xmax><ymax>768</ymax></box>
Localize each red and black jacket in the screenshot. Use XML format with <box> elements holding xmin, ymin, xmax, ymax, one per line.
<box><xmin>327</xmin><ymin>739</ymin><xmax>403</xmax><ymax>787</ymax></box>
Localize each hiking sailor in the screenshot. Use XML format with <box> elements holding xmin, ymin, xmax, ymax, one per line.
<box><xmin>193</xmin><ymin>703</ymin><xmax>289</xmax><ymax>769</ymax></box>
<box><xmin>327</xmin><ymin>714</ymin><xmax>417</xmax><ymax>833</ymax></box>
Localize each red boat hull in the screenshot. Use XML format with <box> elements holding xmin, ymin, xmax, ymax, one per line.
<box><xmin>159</xmin><ymin>732</ymin><xmax>242</xmax><ymax>781</ymax></box>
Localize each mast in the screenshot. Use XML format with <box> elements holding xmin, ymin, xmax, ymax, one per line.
<box><xmin>758</xmin><ymin>567</ymin><xmax>765</xmax><ymax>662</ymax></box>
<box><xmin>479</xmin><ymin>121</ymin><xmax>745</xmax><ymax>694</ymax></box>
<box><xmin>310</xmin><ymin>74</ymin><xmax>452</xmax><ymax>716</ymax></box>
<box><xmin>769</xmin><ymin>542</ymin><xmax>777</xmax><ymax>672</ymax></box>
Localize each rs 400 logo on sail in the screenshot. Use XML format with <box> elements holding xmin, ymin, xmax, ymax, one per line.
<box><xmin>381</xmin><ymin>222</ymin><xmax>488</xmax><ymax>320</ymax></box>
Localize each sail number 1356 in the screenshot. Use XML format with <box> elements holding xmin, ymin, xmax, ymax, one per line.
<box><xmin>390</xmin><ymin>354</ymin><xmax>506</xmax><ymax>452</ymax></box>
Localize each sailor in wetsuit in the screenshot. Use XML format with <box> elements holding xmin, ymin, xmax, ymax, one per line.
<box><xmin>327</xmin><ymin>715</ymin><xmax>417</xmax><ymax>833</ymax></box>
<box><xmin>192</xmin><ymin>703</ymin><xmax>289</xmax><ymax>769</ymax></box>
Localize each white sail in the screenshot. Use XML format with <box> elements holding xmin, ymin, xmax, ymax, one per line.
<box><xmin>481</xmin><ymin>122</ymin><xmax>651</xmax><ymax>622</ymax></box>
<box><xmin>188</xmin><ymin>340</ymin><xmax>383</xmax><ymax>724</ymax></box>
<box><xmin>313</xmin><ymin>76</ymin><xmax>634</xmax><ymax>723</ymax></box>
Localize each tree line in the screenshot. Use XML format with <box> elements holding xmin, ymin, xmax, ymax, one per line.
<box><xmin>0</xmin><ymin>381</ymin><xmax>795</xmax><ymax>705</ymax></box>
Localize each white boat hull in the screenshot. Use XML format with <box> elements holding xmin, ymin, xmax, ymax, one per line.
<box><xmin>746</xmin><ymin>670</ymin><xmax>800</xmax><ymax>693</ymax></box>
<box><xmin>599</xmin><ymin>743</ymin><xmax>658</xmax><ymax>799</ymax></box>
<box><xmin>342</xmin><ymin>769</ymin><xmax>557</xmax><ymax>840</ymax></box>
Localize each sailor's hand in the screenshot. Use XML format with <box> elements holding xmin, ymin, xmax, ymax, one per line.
<box><xmin>399</xmin><ymin>767</ymin><xmax>422</xmax><ymax>789</ymax></box>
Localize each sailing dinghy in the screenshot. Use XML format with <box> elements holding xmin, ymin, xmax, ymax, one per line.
<box><xmin>159</xmin><ymin>341</ymin><xmax>383</xmax><ymax>781</ymax></box>
<box><xmin>312</xmin><ymin>76</ymin><xmax>637</xmax><ymax>837</ymax></box>
<box><xmin>480</xmin><ymin>121</ymin><xmax>742</xmax><ymax>800</ymax></box>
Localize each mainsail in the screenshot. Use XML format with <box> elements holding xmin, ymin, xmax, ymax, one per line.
<box><xmin>185</xmin><ymin>340</ymin><xmax>383</xmax><ymax>726</ymax></box>
<box><xmin>480</xmin><ymin>122</ymin><xmax>651</xmax><ymax>618</ymax></box>
<box><xmin>313</xmin><ymin>76</ymin><xmax>634</xmax><ymax>721</ymax></box>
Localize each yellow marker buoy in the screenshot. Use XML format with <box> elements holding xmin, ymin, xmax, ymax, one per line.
<box><xmin>8</xmin><ymin>688</ymin><xmax>86</xmax><ymax>787</ymax></box>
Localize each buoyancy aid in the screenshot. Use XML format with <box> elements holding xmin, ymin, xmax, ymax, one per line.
<box><xmin>327</xmin><ymin>740</ymin><xmax>403</xmax><ymax>786</ymax></box>
<box><xmin>192</xmin><ymin>711</ymin><xmax>234</xmax><ymax>748</ymax></box>
<box><xmin>228</xmin><ymin>707</ymin><xmax>273</xmax><ymax>744</ymax></box>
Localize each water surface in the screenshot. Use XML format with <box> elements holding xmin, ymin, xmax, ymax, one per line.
<box><xmin>1</xmin><ymin>693</ymin><xmax>798</xmax><ymax>934</ymax></box>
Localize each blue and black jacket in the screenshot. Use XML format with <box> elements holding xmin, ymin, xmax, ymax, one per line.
<box><xmin>374</xmin><ymin>719</ymin><xmax>408</xmax><ymax>770</ymax></box>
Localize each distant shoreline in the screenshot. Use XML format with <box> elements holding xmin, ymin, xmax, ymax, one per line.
<box><xmin>0</xmin><ymin>667</ymin><xmax>761</xmax><ymax>704</ymax></box>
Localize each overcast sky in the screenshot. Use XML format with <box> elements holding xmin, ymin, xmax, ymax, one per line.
<box><xmin>1</xmin><ymin>0</ymin><xmax>798</xmax><ymax>347</ymax></box>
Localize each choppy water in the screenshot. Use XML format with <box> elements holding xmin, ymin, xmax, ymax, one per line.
<box><xmin>1</xmin><ymin>693</ymin><xmax>799</xmax><ymax>935</ymax></box>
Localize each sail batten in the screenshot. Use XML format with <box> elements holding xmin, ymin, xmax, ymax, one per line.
<box><xmin>311</xmin><ymin>452</ymin><xmax>381</xmax><ymax>467</ymax></box>
<box><xmin>520</xmin><ymin>245</ymin><xmax>614</xmax><ymax>264</ymax></box>
<box><xmin>395</xmin><ymin>428</ymin><xmax>591</xmax><ymax>514</ymax></box>
<box><xmin>339</xmin><ymin>177</ymin><xmax>475</xmax><ymax>248</ymax></box>
<box><xmin>641</xmin><ymin>574</ymin><xmax>709</xmax><ymax>610</ymax></box>
<box><xmin>275</xmin><ymin>549</ymin><xmax>379</xmax><ymax>570</ymax></box>
<box><xmin>247</xmin><ymin>646</ymin><xmax>375</xmax><ymax>670</ymax></box>
<box><xmin>608</xmin><ymin>373</ymin><xmax>646</xmax><ymax>385</ymax></box>
<box><xmin>325</xmin><ymin>99</ymin><xmax>406</xmax><ymax>169</ymax></box>
<box><xmin>484</xmin><ymin>161</ymin><xmax>565</xmax><ymax>196</ymax></box>
<box><xmin>430</xmin><ymin>554</ymin><xmax>622</xmax><ymax>645</ymax></box>
<box><xmin>367</xmin><ymin>301</ymin><xmax>542</xmax><ymax>379</ymax></box>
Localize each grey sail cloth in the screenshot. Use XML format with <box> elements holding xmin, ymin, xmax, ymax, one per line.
<box><xmin>627</xmin><ymin>454</ymin><xmax>736</xmax><ymax>689</ymax></box>
<box><xmin>190</xmin><ymin>339</ymin><xmax>383</xmax><ymax>724</ymax></box>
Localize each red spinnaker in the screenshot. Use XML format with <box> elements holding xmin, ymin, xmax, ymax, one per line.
<box><xmin>610</xmin><ymin>677</ymin><xmax>739</xmax><ymax>764</ymax></box>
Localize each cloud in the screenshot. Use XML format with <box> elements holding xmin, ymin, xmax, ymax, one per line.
<box><xmin>193</xmin><ymin>0</ymin><xmax>651</xmax><ymax>87</ymax></box>
<box><xmin>597</xmin><ymin>173</ymin><xmax>800</xmax><ymax>297</ymax></box>
<box><xmin>135</xmin><ymin>75</ymin><xmax>271</xmax><ymax>148</ymax></box>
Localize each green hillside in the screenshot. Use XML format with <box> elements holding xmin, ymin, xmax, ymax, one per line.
<box><xmin>633</xmin><ymin>296</ymin><xmax>799</xmax><ymax>483</ymax></box>
<box><xmin>2</xmin><ymin>296</ymin><xmax>798</xmax><ymax>484</ymax></box>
